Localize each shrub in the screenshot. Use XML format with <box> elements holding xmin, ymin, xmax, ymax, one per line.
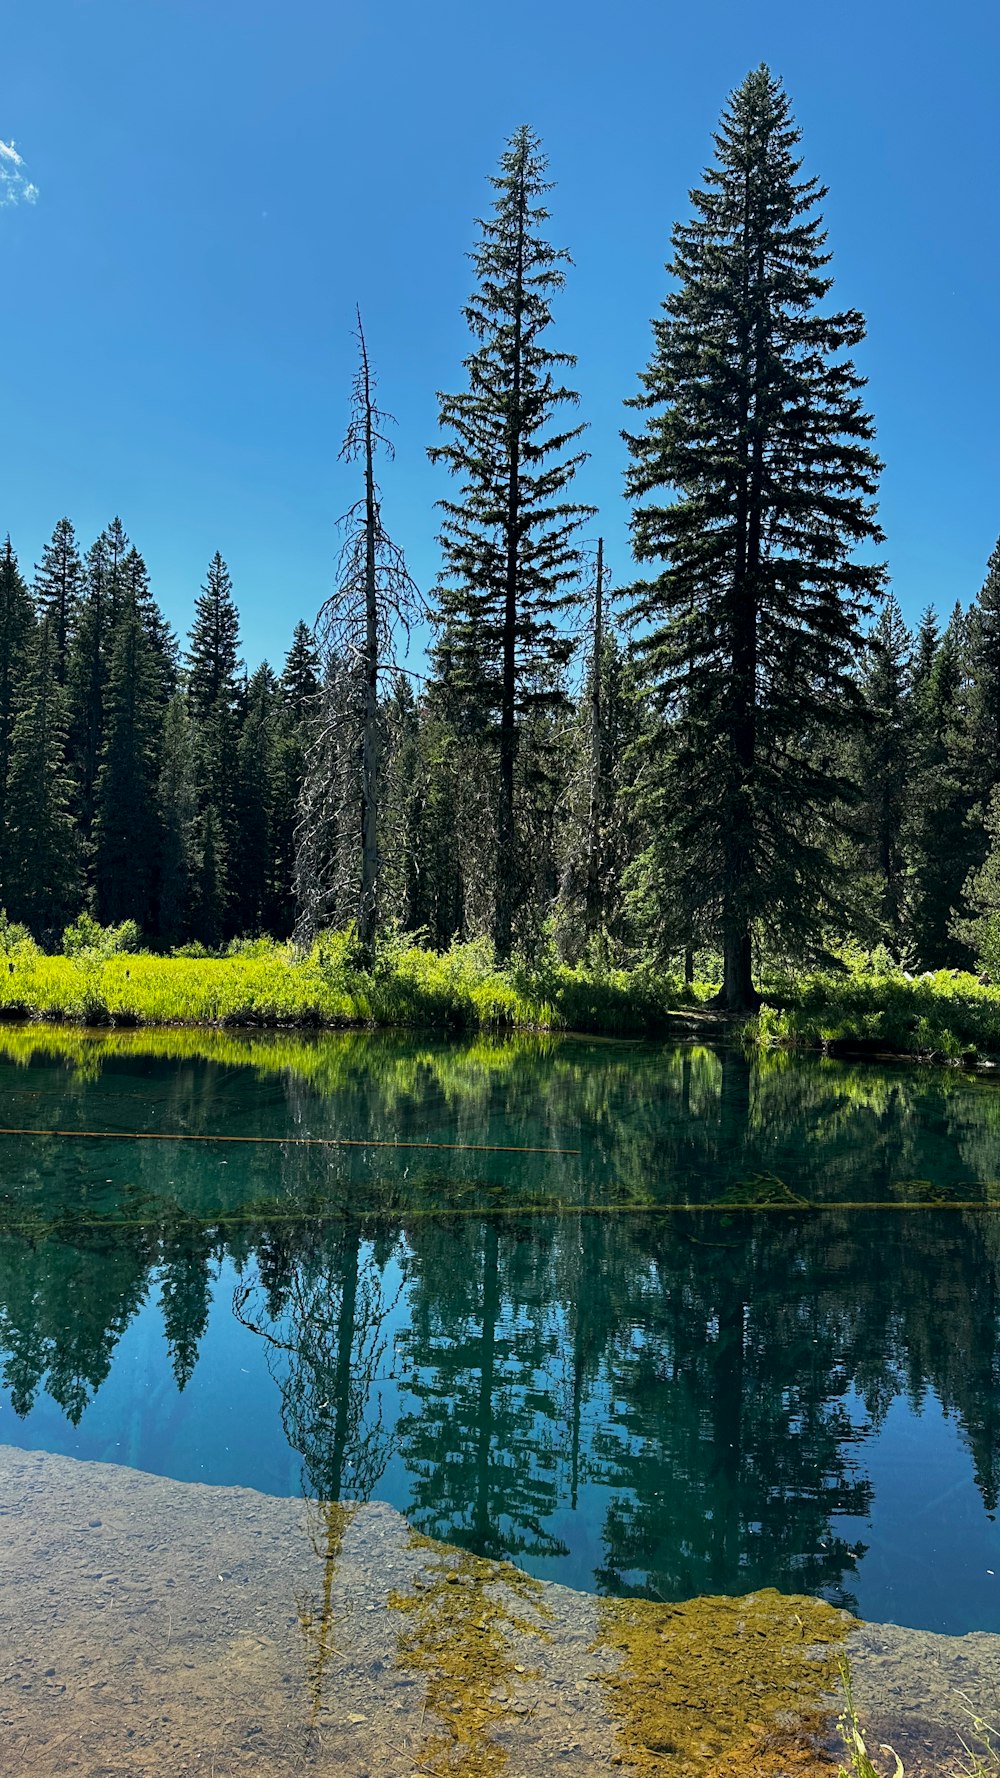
<box><xmin>62</xmin><ymin>914</ymin><xmax>143</xmax><ymax>958</ymax></box>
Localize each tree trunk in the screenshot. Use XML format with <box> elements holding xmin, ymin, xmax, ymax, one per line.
<box><xmin>717</xmin><ymin>927</ymin><xmax>759</xmax><ymax>1012</ymax></box>
<box><xmin>359</xmin><ymin>329</ymin><xmax>379</xmax><ymax>956</ymax></box>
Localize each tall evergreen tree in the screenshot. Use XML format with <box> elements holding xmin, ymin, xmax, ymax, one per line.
<box><xmin>968</xmin><ymin>536</ymin><xmax>1000</xmax><ymax>800</ymax></box>
<box><xmin>233</xmin><ymin>661</ymin><xmax>280</xmax><ymax>934</ymax></box>
<box><xmin>273</xmin><ymin>624</ymin><xmax>321</xmax><ymax>937</ymax></box>
<box><xmin>185</xmin><ymin>552</ymin><xmax>243</xmax><ymax>937</ymax></box>
<box><xmin>904</xmin><ymin>603</ymin><xmax>977</xmax><ymax>965</ymax></box>
<box><xmin>156</xmin><ymin>695</ymin><xmax>197</xmax><ymax>946</ymax></box>
<box><xmin>853</xmin><ymin>594</ymin><xmax>914</xmax><ymax>942</ymax></box>
<box><xmin>67</xmin><ymin>528</ymin><xmax>115</xmax><ymax>846</ymax></box>
<box><xmin>281</xmin><ymin>621</ymin><xmax>321</xmax><ymax>722</ymax></box>
<box><xmin>624</xmin><ymin>67</ymin><xmax>883</xmax><ymax>1008</ymax></box>
<box><xmin>33</xmin><ymin>518</ymin><xmax>82</xmax><ymax>682</ymax></box>
<box><xmin>430</xmin><ymin>125</ymin><xmax>594</xmax><ymax>960</ymax></box>
<box><xmin>0</xmin><ymin>538</ymin><xmax>35</xmax><ymax>862</ymax></box>
<box><xmin>4</xmin><ymin>617</ymin><xmax>78</xmax><ymax>938</ymax></box>
<box><xmin>186</xmin><ymin>552</ymin><xmax>242</xmax><ymax>721</ymax></box>
<box><xmin>94</xmin><ymin>601</ymin><xmax>162</xmax><ymax>927</ymax></box>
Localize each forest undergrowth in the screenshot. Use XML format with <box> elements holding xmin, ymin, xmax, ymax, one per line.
<box><xmin>2</xmin><ymin>918</ymin><xmax>1000</xmax><ymax>1061</ymax></box>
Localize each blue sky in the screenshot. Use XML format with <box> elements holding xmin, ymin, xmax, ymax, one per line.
<box><xmin>4</xmin><ymin>0</ymin><xmax>999</xmax><ymax>670</ymax></box>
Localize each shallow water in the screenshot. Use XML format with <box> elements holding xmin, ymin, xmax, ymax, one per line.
<box><xmin>2</xmin><ymin>1027</ymin><xmax>1000</xmax><ymax>1645</ymax></box>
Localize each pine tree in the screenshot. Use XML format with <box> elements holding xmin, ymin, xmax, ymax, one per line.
<box><xmin>853</xmin><ymin>594</ymin><xmax>914</xmax><ymax>942</ymax></box>
<box><xmin>66</xmin><ymin>529</ymin><xmax>114</xmax><ymax>846</ymax></box>
<box><xmin>4</xmin><ymin>617</ymin><xmax>78</xmax><ymax>938</ymax></box>
<box><xmin>272</xmin><ymin>625</ymin><xmax>321</xmax><ymax>937</ymax></box>
<box><xmin>120</xmin><ymin>545</ymin><xmax>178</xmax><ymax>709</ymax></box>
<box><xmin>558</xmin><ymin>623</ymin><xmax>644</xmax><ymax>958</ymax></box>
<box><xmin>185</xmin><ymin>552</ymin><xmax>243</xmax><ymax>937</ymax></box>
<box><xmin>430</xmin><ymin>125</ymin><xmax>594</xmax><ymax>960</ymax></box>
<box><xmin>904</xmin><ymin>603</ymin><xmax>977</xmax><ymax>964</ymax></box>
<box><xmin>157</xmin><ymin>695</ymin><xmax>197</xmax><ymax>946</ymax></box>
<box><xmin>94</xmin><ymin>601</ymin><xmax>162</xmax><ymax>928</ymax></box>
<box><xmin>911</xmin><ymin>605</ymin><xmax>940</xmax><ymax>698</ymax></box>
<box><xmin>33</xmin><ymin>518</ymin><xmax>82</xmax><ymax>682</ymax></box>
<box><xmin>296</xmin><ymin>320</ymin><xmax>419</xmax><ymax>951</ymax></box>
<box><xmin>968</xmin><ymin>536</ymin><xmax>1000</xmax><ymax>800</ymax></box>
<box><xmin>0</xmin><ymin>538</ymin><xmax>35</xmax><ymax>861</ymax></box>
<box><xmin>282</xmin><ymin>621</ymin><xmax>321</xmax><ymax>722</ymax></box>
<box><xmin>186</xmin><ymin>552</ymin><xmax>242</xmax><ymax>720</ymax></box>
<box><xmin>101</xmin><ymin>515</ymin><xmax>131</xmax><ymax>628</ymax></box>
<box><xmin>953</xmin><ymin>787</ymin><xmax>1000</xmax><ymax>977</ymax></box>
<box><xmin>624</xmin><ymin>67</ymin><xmax>883</xmax><ymax>1008</ymax></box>
<box><xmin>233</xmin><ymin>661</ymin><xmax>280</xmax><ymax>934</ymax></box>
<box><xmin>195</xmin><ymin>801</ymin><xmax>226</xmax><ymax>951</ymax></box>
<box><xmin>405</xmin><ymin>690</ymin><xmax>471</xmax><ymax>949</ymax></box>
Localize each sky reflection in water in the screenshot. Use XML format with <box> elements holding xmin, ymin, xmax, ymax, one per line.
<box><xmin>1</xmin><ymin>1028</ymin><xmax>999</xmax><ymax>1634</ymax></box>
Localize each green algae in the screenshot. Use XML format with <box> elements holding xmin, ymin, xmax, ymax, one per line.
<box><xmin>388</xmin><ymin>1536</ymin><xmax>552</xmax><ymax>1778</ymax></box>
<box><xmin>713</xmin><ymin>1172</ymin><xmax>811</xmax><ymax>1209</ymax></box>
<box><xmin>596</xmin><ymin>1587</ymin><xmax>854</xmax><ymax>1778</ymax></box>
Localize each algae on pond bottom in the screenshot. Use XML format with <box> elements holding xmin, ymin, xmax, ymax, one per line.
<box><xmin>596</xmin><ymin>1587</ymin><xmax>854</xmax><ymax>1777</ymax></box>
<box><xmin>389</xmin><ymin>1535</ymin><xmax>553</xmax><ymax>1778</ymax></box>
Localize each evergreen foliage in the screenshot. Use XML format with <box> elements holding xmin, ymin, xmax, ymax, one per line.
<box><xmin>33</xmin><ymin>517</ymin><xmax>82</xmax><ymax>682</ymax></box>
<box><xmin>94</xmin><ymin>601</ymin><xmax>163</xmax><ymax>928</ymax></box>
<box><xmin>4</xmin><ymin>617</ymin><xmax>78</xmax><ymax>938</ymax></box>
<box><xmin>0</xmin><ymin>538</ymin><xmax>35</xmax><ymax>858</ymax></box>
<box><xmin>186</xmin><ymin>552</ymin><xmax>243</xmax><ymax>937</ymax></box>
<box><xmin>624</xmin><ymin>66</ymin><xmax>882</xmax><ymax>1008</ymax></box>
<box><xmin>953</xmin><ymin>787</ymin><xmax>1000</xmax><ymax>978</ymax></box>
<box><xmin>852</xmin><ymin>594</ymin><xmax>913</xmax><ymax>941</ymax></box>
<box><xmin>430</xmin><ymin>125</ymin><xmax>593</xmax><ymax>959</ymax></box>
<box><xmin>3</xmin><ymin>74</ymin><xmax>1000</xmax><ymax>993</ymax></box>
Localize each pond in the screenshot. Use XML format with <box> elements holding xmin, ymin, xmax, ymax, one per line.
<box><xmin>3</xmin><ymin>1026</ymin><xmax>1000</xmax><ymax>1773</ymax></box>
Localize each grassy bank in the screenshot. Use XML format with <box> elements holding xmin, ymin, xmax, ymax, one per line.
<box><xmin>754</xmin><ymin>966</ymin><xmax>1000</xmax><ymax>1063</ymax></box>
<box><xmin>3</xmin><ymin>930</ymin><xmax>1000</xmax><ymax>1061</ymax></box>
<box><xmin>0</xmin><ymin>934</ymin><xmax>685</xmax><ymax>1036</ymax></box>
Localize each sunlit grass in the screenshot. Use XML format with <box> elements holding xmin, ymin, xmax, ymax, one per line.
<box><xmin>3</xmin><ymin>926</ymin><xmax>1000</xmax><ymax>1056</ymax></box>
<box><xmin>753</xmin><ymin>966</ymin><xmax>1000</xmax><ymax>1063</ymax></box>
<box><xmin>0</xmin><ymin>932</ymin><xmax>693</xmax><ymax>1035</ymax></box>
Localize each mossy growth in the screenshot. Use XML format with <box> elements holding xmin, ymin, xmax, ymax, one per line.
<box><xmin>596</xmin><ymin>1587</ymin><xmax>853</xmax><ymax>1777</ymax></box>
<box><xmin>388</xmin><ymin>1536</ymin><xmax>551</xmax><ymax>1778</ymax></box>
<box><xmin>713</xmin><ymin>1172</ymin><xmax>811</xmax><ymax>1210</ymax></box>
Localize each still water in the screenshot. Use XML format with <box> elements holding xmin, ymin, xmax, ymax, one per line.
<box><xmin>2</xmin><ymin>1026</ymin><xmax>1000</xmax><ymax>1636</ymax></box>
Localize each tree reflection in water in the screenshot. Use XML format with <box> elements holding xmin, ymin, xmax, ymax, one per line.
<box><xmin>0</xmin><ymin>1030</ymin><xmax>999</xmax><ymax>1625</ymax></box>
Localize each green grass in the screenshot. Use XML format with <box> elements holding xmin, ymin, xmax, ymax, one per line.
<box><xmin>0</xmin><ymin>933</ymin><xmax>691</xmax><ymax>1035</ymax></box>
<box><xmin>4</xmin><ymin>929</ymin><xmax>1000</xmax><ymax>1059</ymax></box>
<box><xmin>752</xmin><ymin>966</ymin><xmax>1000</xmax><ymax>1063</ymax></box>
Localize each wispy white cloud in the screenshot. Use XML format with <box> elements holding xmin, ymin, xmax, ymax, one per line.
<box><xmin>0</xmin><ymin>139</ymin><xmax>39</xmax><ymax>208</ymax></box>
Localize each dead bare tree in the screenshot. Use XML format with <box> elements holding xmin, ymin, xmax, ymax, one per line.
<box><xmin>294</xmin><ymin>313</ymin><xmax>421</xmax><ymax>954</ymax></box>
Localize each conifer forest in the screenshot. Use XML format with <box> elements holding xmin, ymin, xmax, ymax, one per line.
<box><xmin>4</xmin><ymin>67</ymin><xmax>999</xmax><ymax>1013</ymax></box>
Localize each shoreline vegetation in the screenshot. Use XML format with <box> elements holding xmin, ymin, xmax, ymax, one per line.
<box><xmin>1</xmin><ymin>927</ymin><xmax>1000</xmax><ymax>1066</ymax></box>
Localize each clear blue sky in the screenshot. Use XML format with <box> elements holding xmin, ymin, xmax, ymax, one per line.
<box><xmin>4</xmin><ymin>0</ymin><xmax>999</xmax><ymax>670</ymax></box>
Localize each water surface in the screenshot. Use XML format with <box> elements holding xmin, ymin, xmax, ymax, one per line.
<box><xmin>2</xmin><ymin>1027</ymin><xmax>1000</xmax><ymax>1636</ymax></box>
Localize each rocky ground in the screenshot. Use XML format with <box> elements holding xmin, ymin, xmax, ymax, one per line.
<box><xmin>0</xmin><ymin>1445</ymin><xmax>995</xmax><ymax>1778</ymax></box>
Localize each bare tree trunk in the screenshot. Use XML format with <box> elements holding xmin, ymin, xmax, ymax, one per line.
<box><xmin>359</xmin><ymin>326</ymin><xmax>379</xmax><ymax>956</ymax></box>
<box><xmin>584</xmin><ymin>537</ymin><xmax>604</xmax><ymax>939</ymax></box>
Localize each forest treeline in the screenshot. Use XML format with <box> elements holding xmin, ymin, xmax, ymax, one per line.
<box><xmin>3</xmin><ymin>66</ymin><xmax>1000</xmax><ymax>1008</ymax></box>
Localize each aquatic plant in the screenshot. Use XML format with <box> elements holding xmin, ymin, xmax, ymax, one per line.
<box><xmin>597</xmin><ymin>1588</ymin><xmax>852</xmax><ymax>1775</ymax></box>
<box><xmin>837</xmin><ymin>1661</ymin><xmax>902</xmax><ymax>1778</ymax></box>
